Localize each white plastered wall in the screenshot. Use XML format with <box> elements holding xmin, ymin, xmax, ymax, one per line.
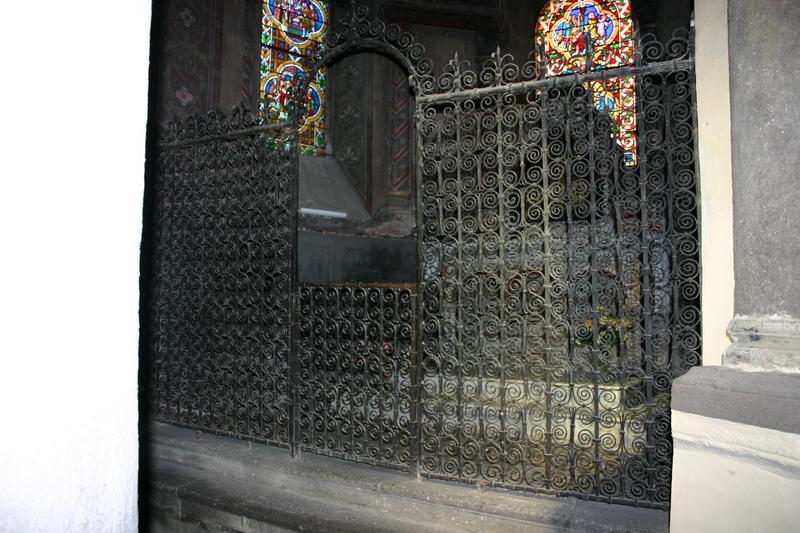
<box><xmin>0</xmin><ymin>1</ymin><xmax>151</xmax><ymax>531</ymax></box>
<box><xmin>695</xmin><ymin>0</ymin><xmax>735</xmax><ymax>366</ymax></box>
<box><xmin>671</xmin><ymin>411</ymin><xmax>800</xmax><ymax>533</ymax></box>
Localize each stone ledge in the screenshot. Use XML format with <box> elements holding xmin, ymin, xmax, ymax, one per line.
<box><xmin>724</xmin><ymin>315</ymin><xmax>800</xmax><ymax>373</ymax></box>
<box><xmin>149</xmin><ymin>463</ymin><xmax>445</xmax><ymax>533</ymax></box>
<box><xmin>672</xmin><ymin>366</ymin><xmax>800</xmax><ymax>435</ymax></box>
<box><xmin>671</xmin><ymin>411</ymin><xmax>800</xmax><ymax>474</ymax></box>
<box><xmin>145</xmin><ymin>422</ymin><xmax>668</xmax><ymax>533</ymax></box>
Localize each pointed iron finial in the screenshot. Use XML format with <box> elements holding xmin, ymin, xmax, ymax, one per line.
<box><xmin>450</xmin><ymin>52</ymin><xmax>461</xmax><ymax>89</ymax></box>
<box><xmin>536</xmin><ymin>40</ymin><xmax>546</xmax><ymax>80</ymax></box>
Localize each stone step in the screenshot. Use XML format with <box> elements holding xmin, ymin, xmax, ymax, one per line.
<box><xmin>146</xmin><ymin>422</ymin><xmax>668</xmax><ymax>532</ymax></box>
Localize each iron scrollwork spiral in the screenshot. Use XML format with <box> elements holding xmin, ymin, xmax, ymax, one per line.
<box><xmin>417</xmin><ymin>31</ymin><xmax>699</xmax><ymax>509</ymax></box>
<box><xmin>147</xmin><ymin>8</ymin><xmax>700</xmax><ymax>511</ymax></box>
<box><xmin>296</xmin><ymin>284</ymin><xmax>416</xmax><ymax>469</ymax></box>
<box><xmin>150</xmin><ymin>106</ymin><xmax>293</xmax><ymax>446</ymax></box>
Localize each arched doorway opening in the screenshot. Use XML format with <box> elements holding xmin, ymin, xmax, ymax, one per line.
<box><xmin>284</xmin><ymin>13</ymin><xmax>432</xmax><ymax>469</ymax></box>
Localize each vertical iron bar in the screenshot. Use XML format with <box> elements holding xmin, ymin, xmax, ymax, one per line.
<box><xmin>564</xmin><ymin>110</ymin><xmax>577</xmax><ymax>491</ymax></box>
<box><xmin>688</xmin><ymin>35</ymin><xmax>703</xmax><ymax>369</ymax></box>
<box><xmin>289</xmin><ymin>130</ymin><xmax>300</xmax><ymax>457</ymax></box>
<box><xmin>540</xmin><ymin>87</ymin><xmax>554</xmax><ymax>492</ymax></box>
<box><xmin>634</xmin><ymin>72</ymin><xmax>657</xmax><ymax>505</ymax></box>
<box><xmin>378</xmin><ymin>288</ymin><xmax>385</xmax><ymax>465</ymax></box>
<box><xmin>455</xmin><ymin>99</ymin><xmax>465</xmax><ymax>481</ymax></box>
<box><xmin>496</xmin><ymin>76</ymin><xmax>508</xmax><ymax>485</ymax></box>
<box><xmin>664</xmin><ymin>74</ymin><xmax>680</xmax><ymax>374</ymax></box>
<box><xmin>412</xmin><ymin>102</ymin><xmax>425</xmax><ymax>478</ymax></box>
<box><xmin>586</xmin><ymin>82</ymin><xmax>602</xmax><ymax>497</ymax></box>
<box><xmin>436</xmin><ymin>115</ymin><xmax>447</xmax><ymax>478</ymax></box>
<box><xmin>518</xmin><ymin>93</ymin><xmax>529</xmax><ymax>489</ymax></box>
<box><xmin>395</xmin><ymin>290</ymin><xmax>402</xmax><ymax>467</ymax></box>
<box><xmin>324</xmin><ymin>290</ymin><xmax>331</xmax><ymax>456</ymax></box>
<box><xmin>339</xmin><ymin>289</ymin><xmax>345</xmax><ymax>458</ymax></box>
<box><xmin>476</xmin><ymin>105</ymin><xmax>487</xmax><ymax>483</ymax></box>
<box><xmin>611</xmin><ymin>141</ymin><xmax>628</xmax><ymax>500</ymax></box>
<box><xmin>349</xmin><ymin>289</ymin><xmax>356</xmax><ymax>461</ymax></box>
<box><xmin>363</xmin><ymin>287</ymin><xmax>370</xmax><ymax>461</ymax></box>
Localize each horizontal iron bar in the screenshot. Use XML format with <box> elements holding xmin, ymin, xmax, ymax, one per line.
<box><xmin>158</xmin><ymin>122</ymin><xmax>290</xmax><ymax>149</ymax></box>
<box><xmin>417</xmin><ymin>58</ymin><xmax>694</xmax><ymax>104</ymax></box>
<box><xmin>298</xmin><ymin>281</ymin><xmax>418</xmax><ymax>290</ymax></box>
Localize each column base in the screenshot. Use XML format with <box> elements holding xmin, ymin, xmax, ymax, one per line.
<box><xmin>724</xmin><ymin>316</ymin><xmax>800</xmax><ymax>373</ymax></box>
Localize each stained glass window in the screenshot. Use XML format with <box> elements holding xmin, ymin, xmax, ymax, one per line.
<box><xmin>261</xmin><ymin>0</ymin><xmax>329</xmax><ymax>154</ymax></box>
<box><xmin>536</xmin><ymin>0</ymin><xmax>638</xmax><ymax>165</ymax></box>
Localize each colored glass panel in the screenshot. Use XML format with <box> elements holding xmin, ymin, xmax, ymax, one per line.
<box><xmin>536</xmin><ymin>0</ymin><xmax>637</xmax><ymax>165</ymax></box>
<box><xmin>261</xmin><ymin>0</ymin><xmax>329</xmax><ymax>154</ymax></box>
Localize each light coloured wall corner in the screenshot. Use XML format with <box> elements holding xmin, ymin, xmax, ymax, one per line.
<box><xmin>694</xmin><ymin>0</ymin><xmax>735</xmax><ymax>366</ymax></box>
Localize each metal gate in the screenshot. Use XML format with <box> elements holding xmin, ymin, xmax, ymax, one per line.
<box><xmin>148</xmin><ymin>109</ymin><xmax>294</xmax><ymax>447</ymax></box>
<box><xmin>296</xmin><ymin>283</ymin><xmax>416</xmax><ymax>469</ymax></box>
<box><xmin>414</xmin><ymin>35</ymin><xmax>699</xmax><ymax>508</ymax></box>
<box><xmin>146</xmin><ymin>7</ymin><xmax>699</xmax><ymax>511</ymax></box>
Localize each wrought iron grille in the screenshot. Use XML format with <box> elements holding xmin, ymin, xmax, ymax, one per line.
<box><xmin>146</xmin><ymin>6</ymin><xmax>700</xmax><ymax>511</ymax></box>
<box><xmin>149</xmin><ymin>108</ymin><xmax>294</xmax><ymax>447</ymax></box>
<box><xmin>296</xmin><ymin>284</ymin><xmax>416</xmax><ymax>469</ymax></box>
<box><xmin>415</xmin><ymin>33</ymin><xmax>699</xmax><ymax>509</ymax></box>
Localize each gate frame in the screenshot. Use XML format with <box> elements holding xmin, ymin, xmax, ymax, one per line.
<box><xmin>285</xmin><ymin>3</ymin><xmax>434</xmax><ymax>468</ymax></box>
<box><xmin>148</xmin><ymin>3</ymin><xmax>701</xmax><ymax>508</ymax></box>
<box><xmin>404</xmin><ymin>28</ymin><xmax>700</xmax><ymax>510</ymax></box>
<box><xmin>276</xmin><ymin>2</ymin><xmax>700</xmax><ymax>509</ymax></box>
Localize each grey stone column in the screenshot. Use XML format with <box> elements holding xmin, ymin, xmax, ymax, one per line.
<box><xmin>725</xmin><ymin>0</ymin><xmax>800</xmax><ymax>373</ymax></box>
